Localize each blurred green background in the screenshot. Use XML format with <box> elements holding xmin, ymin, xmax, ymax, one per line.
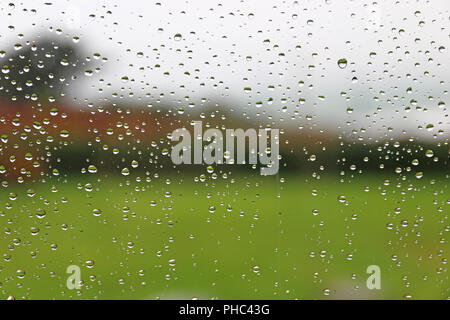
<box><xmin>1</xmin><ymin>172</ymin><xmax>448</xmax><ymax>299</ymax></box>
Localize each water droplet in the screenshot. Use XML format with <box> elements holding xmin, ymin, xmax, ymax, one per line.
<box><xmin>337</xmin><ymin>58</ymin><xmax>347</xmax><ymax>69</ymax></box>
<box><xmin>174</xmin><ymin>33</ymin><xmax>182</xmax><ymax>41</ymax></box>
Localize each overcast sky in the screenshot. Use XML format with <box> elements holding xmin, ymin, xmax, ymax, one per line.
<box><xmin>0</xmin><ymin>0</ymin><xmax>449</xmax><ymax>141</ymax></box>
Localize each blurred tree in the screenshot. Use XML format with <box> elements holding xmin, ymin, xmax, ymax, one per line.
<box><xmin>0</xmin><ymin>36</ymin><xmax>87</xmax><ymax>102</ymax></box>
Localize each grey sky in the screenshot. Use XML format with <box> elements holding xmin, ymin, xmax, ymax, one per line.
<box><xmin>0</xmin><ymin>0</ymin><xmax>448</xmax><ymax>141</ymax></box>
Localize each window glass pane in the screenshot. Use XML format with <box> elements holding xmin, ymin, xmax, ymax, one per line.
<box><xmin>0</xmin><ymin>0</ymin><xmax>448</xmax><ymax>300</ymax></box>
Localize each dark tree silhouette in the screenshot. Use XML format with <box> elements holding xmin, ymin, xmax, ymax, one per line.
<box><xmin>0</xmin><ymin>36</ymin><xmax>88</xmax><ymax>102</ymax></box>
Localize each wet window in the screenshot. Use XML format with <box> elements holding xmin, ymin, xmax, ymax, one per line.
<box><xmin>0</xmin><ymin>1</ymin><xmax>448</xmax><ymax>300</ymax></box>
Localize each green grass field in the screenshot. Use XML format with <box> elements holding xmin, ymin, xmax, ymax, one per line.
<box><xmin>0</xmin><ymin>172</ymin><xmax>448</xmax><ymax>299</ymax></box>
